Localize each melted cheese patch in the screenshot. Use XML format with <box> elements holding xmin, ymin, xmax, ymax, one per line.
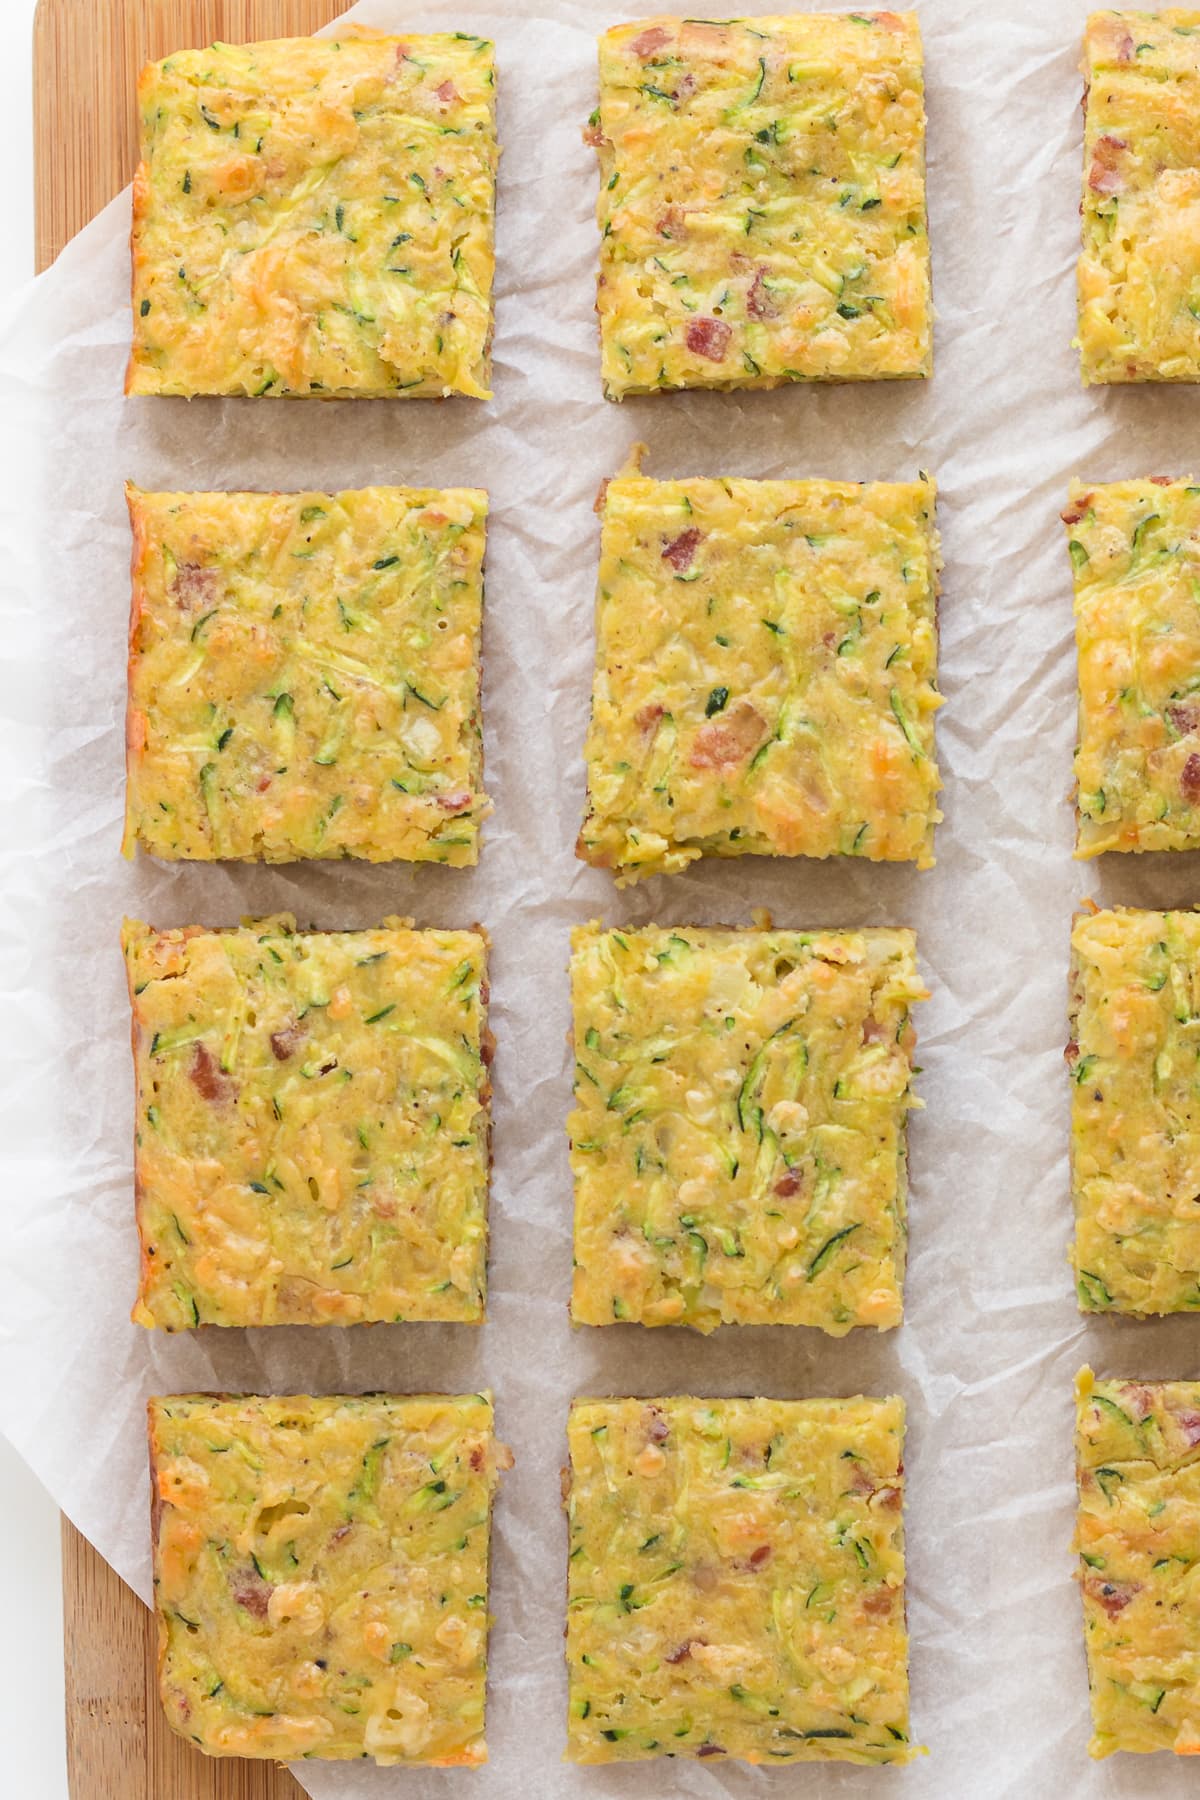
<box><xmin>578</xmin><ymin>466</ymin><xmax>941</xmax><ymax>884</ymax></box>
<box><xmin>1069</xmin><ymin>907</ymin><xmax>1200</xmax><ymax>1316</ymax></box>
<box><xmin>593</xmin><ymin>13</ymin><xmax>931</xmax><ymax>399</ymax></box>
<box><xmin>569</xmin><ymin>924</ymin><xmax>925</xmax><ymax>1334</ymax></box>
<box><xmin>124</xmin><ymin>485</ymin><xmax>488</xmax><ymax>864</ymax></box>
<box><xmin>128</xmin><ymin>34</ymin><xmax>497</xmax><ymax>398</ymax></box>
<box><xmin>1074</xmin><ymin>1369</ymin><xmax>1200</xmax><ymax>1756</ymax></box>
<box><xmin>1067</xmin><ymin>478</ymin><xmax>1200</xmax><ymax>857</ymax></box>
<box><xmin>150</xmin><ymin>1393</ymin><xmax>507</xmax><ymax>1765</ymax></box>
<box><xmin>565</xmin><ymin>1395</ymin><xmax>914</xmax><ymax>1765</ymax></box>
<box><xmin>125</xmin><ymin>916</ymin><xmax>490</xmax><ymax>1328</ymax></box>
<box><xmin>1078</xmin><ymin>12</ymin><xmax>1200</xmax><ymax>383</ymax></box>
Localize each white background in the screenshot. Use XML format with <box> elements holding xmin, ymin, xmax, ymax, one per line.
<box><xmin>1</xmin><ymin>8</ymin><xmax>69</xmax><ymax>1798</ymax></box>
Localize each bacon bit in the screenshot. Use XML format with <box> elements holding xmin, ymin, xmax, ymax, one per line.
<box><xmin>435</xmin><ymin>79</ymin><xmax>460</xmax><ymax>104</ymax></box>
<box><xmin>873</xmin><ymin>9</ymin><xmax>906</xmax><ymax>27</ymax></box>
<box><xmin>685</xmin><ymin>316</ymin><xmax>732</xmax><ymax>362</ymax></box>
<box><xmin>256</xmin><ymin>774</ymin><xmax>272</xmax><ymax>793</ymax></box>
<box><xmin>1085</xmin><ymin>1575</ymin><xmax>1139</xmax><ymax>1618</ymax></box>
<box><xmin>690</xmin><ymin>700</ymin><xmax>768</xmax><ymax>769</ymax></box>
<box><xmin>631</xmin><ymin>24</ymin><xmax>672</xmax><ymax>57</ymax></box>
<box><xmin>635</xmin><ymin>701</ymin><xmax>664</xmax><ymax>738</ymax></box>
<box><xmin>774</xmin><ymin>1168</ymin><xmax>804</xmax><ymax>1197</ymax></box>
<box><xmin>697</xmin><ymin>1745</ymin><xmax>726</xmax><ymax>1758</ymax></box>
<box><xmin>862</xmin><ymin>1015</ymin><xmax>890</xmax><ymax>1044</ymax></box>
<box><xmin>1061</xmin><ymin>494</ymin><xmax>1092</xmax><ymax>525</ymax></box>
<box><xmin>230</xmin><ymin>1567</ymin><xmax>272</xmax><ymax>1618</ymax></box>
<box><xmin>435</xmin><ymin>790</ymin><xmax>473</xmax><ymax>814</ymax></box>
<box><xmin>1182</xmin><ymin>753</ymin><xmax>1200</xmax><ymax>803</ymax></box>
<box><xmin>666</xmin><ymin>1638</ymin><xmax>701</xmax><ymax>1663</ymax></box>
<box><xmin>645</xmin><ymin>1406</ymin><xmax>670</xmax><ymax>1443</ymax></box>
<box><xmin>270</xmin><ymin>1022</ymin><xmax>304</xmax><ymax>1062</ymax></box>
<box><xmin>748</xmin><ymin>1545</ymin><xmax>772</xmax><ymax>1569</ymax></box>
<box><xmin>662</xmin><ymin>527</ymin><xmax>701</xmax><ymax>570</ymax></box>
<box><xmin>1117</xmin><ymin>31</ymin><xmax>1135</xmax><ymax>62</ymax></box>
<box><xmin>171</xmin><ymin>562</ymin><xmax>218</xmax><ymax>610</ymax></box>
<box><xmin>1088</xmin><ymin>134</ymin><xmax>1128</xmax><ymax>196</ymax></box>
<box><xmin>1172</xmin><ymin>1409</ymin><xmax>1200</xmax><ymax>1447</ymax></box>
<box><xmin>747</xmin><ymin>266</ymin><xmax>778</xmax><ymax>321</ymax></box>
<box><xmin>393</xmin><ymin>43</ymin><xmax>410</xmax><ymax>63</ymax></box>
<box><xmin>329</xmin><ymin>1523</ymin><xmax>353</xmax><ymax>1546</ymax></box>
<box><xmin>470</xmin><ymin>1443</ymin><xmax>486</xmax><ymax>1471</ymax></box>
<box><xmin>189</xmin><ymin>1043</ymin><xmax>234</xmax><ymax>1104</ymax></box>
<box><xmin>1118</xmin><ymin>1383</ymin><xmax>1154</xmax><ymax>1419</ymax></box>
<box><xmin>848</xmin><ymin>1464</ymin><xmax>878</xmax><ymax>1497</ymax></box>
<box><xmin>673</xmin><ymin>72</ymin><xmax>697</xmax><ymax>104</ymax></box>
<box><xmin>863</xmin><ymin>1587</ymin><xmax>895</xmax><ymax>1615</ymax></box>
<box><xmin>656</xmin><ymin>204</ymin><xmax>687</xmax><ymax>239</ymax></box>
<box><xmin>1150</xmin><ymin>475</ymin><xmax>1175</xmax><ymax>486</ymax></box>
<box><xmin>583</xmin><ymin>122</ymin><xmax>605</xmax><ymax>148</ymax></box>
<box><xmin>1064</xmin><ymin>1038</ymin><xmax>1080</xmax><ymax>1068</ymax></box>
<box><xmin>593</xmin><ymin>477</ymin><xmax>611</xmax><ymax>515</ymax></box>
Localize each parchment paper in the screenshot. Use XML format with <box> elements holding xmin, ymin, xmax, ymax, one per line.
<box><xmin>6</xmin><ymin>2</ymin><xmax>1200</xmax><ymax>1793</ymax></box>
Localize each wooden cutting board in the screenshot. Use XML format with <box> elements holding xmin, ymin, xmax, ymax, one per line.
<box><xmin>34</xmin><ymin>7</ymin><xmax>350</xmax><ymax>1795</ymax></box>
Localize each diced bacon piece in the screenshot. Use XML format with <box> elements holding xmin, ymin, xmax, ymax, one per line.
<box><xmin>583</xmin><ymin>122</ymin><xmax>605</xmax><ymax>148</ymax></box>
<box><xmin>747</xmin><ymin>266</ymin><xmax>778</xmax><ymax>321</ymax></box>
<box><xmin>774</xmin><ymin>1168</ymin><xmax>804</xmax><ymax>1197</ymax></box>
<box><xmin>270</xmin><ymin>1022</ymin><xmax>304</xmax><ymax>1061</ymax></box>
<box><xmin>172</xmin><ymin>562</ymin><xmax>219</xmax><ymax>610</ymax></box>
<box><xmin>1182</xmin><ymin>753</ymin><xmax>1200</xmax><ymax>803</ymax></box>
<box><xmin>656</xmin><ymin>205</ymin><xmax>687</xmax><ymax>239</ymax></box>
<box><xmin>189</xmin><ymin>1042</ymin><xmax>235</xmax><ymax>1104</ymax></box>
<box><xmin>434</xmin><ymin>79</ymin><xmax>460</xmax><ymax>104</ymax></box>
<box><xmin>662</xmin><ymin>527</ymin><xmax>701</xmax><ymax>570</ymax></box>
<box><xmin>685</xmin><ymin>316</ymin><xmax>732</xmax><ymax>362</ymax></box>
<box><xmin>1064</xmin><ymin>1038</ymin><xmax>1080</xmax><ymax>1068</ymax></box>
<box><xmin>1084</xmin><ymin>1575</ymin><xmax>1139</xmax><ymax>1617</ymax></box>
<box><xmin>1170</xmin><ymin>704</ymin><xmax>1199</xmax><ymax>737</ymax></box>
<box><xmin>666</xmin><ymin>1637</ymin><xmax>703</xmax><ymax>1663</ymax></box>
<box><xmin>1088</xmin><ymin>134</ymin><xmax>1128</xmax><ymax>196</ymax></box>
<box><xmin>748</xmin><ymin>1544</ymin><xmax>772</xmax><ymax>1569</ymax></box>
<box><xmin>631</xmin><ymin>25</ymin><xmax>672</xmax><ymax>57</ymax></box>
<box><xmin>690</xmin><ymin>700</ymin><xmax>768</xmax><ymax>769</ymax></box>
<box><xmin>435</xmin><ymin>790</ymin><xmax>473</xmax><ymax>814</ymax></box>
<box><xmin>1061</xmin><ymin>494</ymin><xmax>1093</xmax><ymax>526</ymax></box>
<box><xmin>1172</xmin><ymin>1408</ymin><xmax>1200</xmax><ymax>1447</ymax></box>
<box><xmin>230</xmin><ymin>1566</ymin><xmax>272</xmax><ymax>1618</ymax></box>
<box><xmin>863</xmin><ymin>1587</ymin><xmax>895</xmax><ymax>1615</ymax></box>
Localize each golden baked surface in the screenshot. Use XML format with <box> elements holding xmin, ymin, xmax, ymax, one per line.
<box><xmin>565</xmin><ymin>1394</ymin><xmax>914</xmax><ymax>1765</ymax></box>
<box><xmin>1066</xmin><ymin>478</ymin><xmax>1200</xmax><ymax>856</ymax></box>
<box><xmin>591</xmin><ymin>13</ymin><xmax>931</xmax><ymax>399</ymax></box>
<box><xmin>128</xmin><ymin>34</ymin><xmax>496</xmax><ymax>398</ymax></box>
<box><xmin>1078</xmin><ymin>11</ymin><xmax>1200</xmax><ymax>383</ymax></box>
<box><xmin>569</xmin><ymin>924</ymin><xmax>925</xmax><ymax>1333</ymax></box>
<box><xmin>150</xmin><ymin>1392</ymin><xmax>507</xmax><ymax>1764</ymax></box>
<box><xmin>578</xmin><ymin>465</ymin><xmax>941</xmax><ymax>883</ymax></box>
<box><xmin>125</xmin><ymin>916</ymin><xmax>490</xmax><ymax>1328</ymax></box>
<box><xmin>1069</xmin><ymin>906</ymin><xmax>1200</xmax><ymax>1316</ymax></box>
<box><xmin>124</xmin><ymin>485</ymin><xmax>488</xmax><ymax>864</ymax></box>
<box><xmin>1074</xmin><ymin>1368</ymin><xmax>1200</xmax><ymax>1756</ymax></box>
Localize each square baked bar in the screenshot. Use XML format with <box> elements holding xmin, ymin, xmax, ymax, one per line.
<box><xmin>577</xmin><ymin>464</ymin><xmax>941</xmax><ymax>882</ymax></box>
<box><xmin>591</xmin><ymin>13</ymin><xmax>931</xmax><ymax>399</ymax></box>
<box><xmin>1078</xmin><ymin>12</ymin><xmax>1200</xmax><ymax>383</ymax></box>
<box><xmin>124</xmin><ymin>485</ymin><xmax>489</xmax><ymax>864</ymax></box>
<box><xmin>150</xmin><ymin>1392</ymin><xmax>509</xmax><ymax>1764</ymax></box>
<box><xmin>1069</xmin><ymin>906</ymin><xmax>1200</xmax><ymax>1315</ymax></box>
<box><xmin>1066</xmin><ymin>479</ymin><xmax>1200</xmax><ymax>857</ymax></box>
<box><xmin>1074</xmin><ymin>1368</ymin><xmax>1200</xmax><ymax>1756</ymax></box>
<box><xmin>565</xmin><ymin>1393</ymin><xmax>914</xmax><ymax>1766</ymax></box>
<box><xmin>128</xmin><ymin>34</ymin><xmax>497</xmax><ymax>398</ymax></box>
<box><xmin>569</xmin><ymin>923</ymin><xmax>926</xmax><ymax>1334</ymax></box>
<box><xmin>124</xmin><ymin>916</ymin><xmax>491</xmax><ymax>1328</ymax></box>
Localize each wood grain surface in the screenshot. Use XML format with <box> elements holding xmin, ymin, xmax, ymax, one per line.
<box><xmin>37</xmin><ymin>6</ymin><xmax>348</xmax><ymax>1793</ymax></box>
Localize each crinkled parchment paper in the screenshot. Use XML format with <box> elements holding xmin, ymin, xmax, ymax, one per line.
<box><xmin>4</xmin><ymin>2</ymin><xmax>1200</xmax><ymax>1794</ymax></box>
